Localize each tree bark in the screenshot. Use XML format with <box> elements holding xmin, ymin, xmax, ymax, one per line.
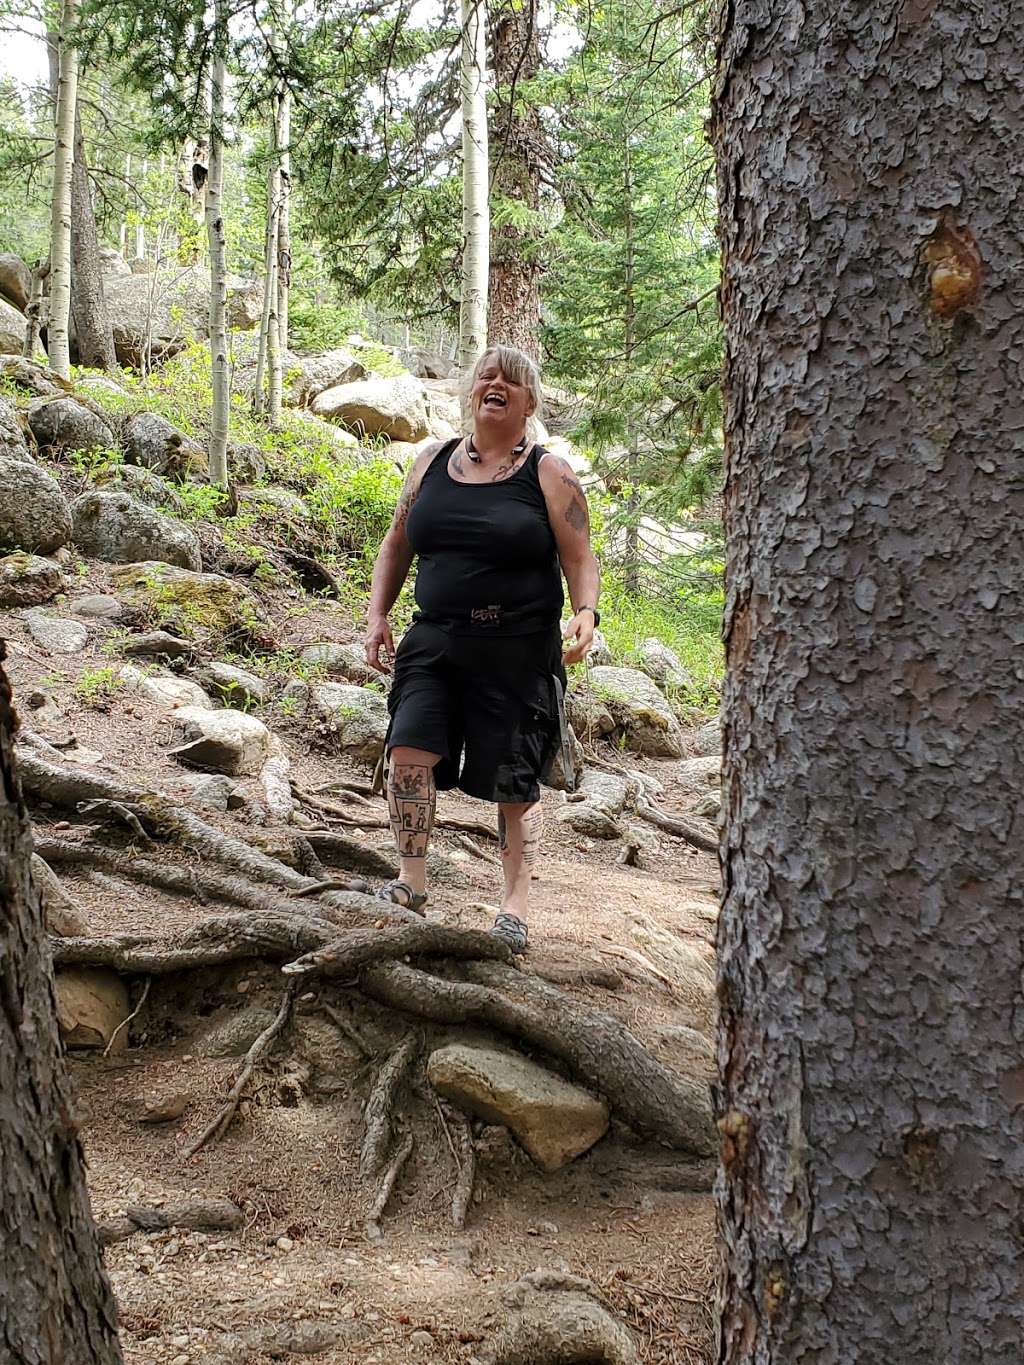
<box><xmin>487</xmin><ymin>0</ymin><xmax>541</xmax><ymax>360</ymax></box>
<box><xmin>276</xmin><ymin>81</ymin><xmax>292</xmax><ymax>362</ymax></box>
<box><xmin>0</xmin><ymin>649</ymin><xmax>123</xmax><ymax>1363</ymax></box>
<box><xmin>253</xmin><ymin>99</ymin><xmax>281</xmax><ymax>418</ymax></box>
<box><xmin>47</xmin><ymin>0</ymin><xmax>79</xmax><ymax>380</ymax></box>
<box><xmin>459</xmin><ymin>0</ymin><xmax>490</xmax><ymax>371</ymax></box>
<box><xmin>205</xmin><ymin>9</ymin><xmax>230</xmax><ymax>487</ymax></box>
<box><xmin>70</xmin><ymin>109</ymin><xmax>116</xmax><ymax>370</ymax></box>
<box><xmin>713</xmin><ymin>2</ymin><xmax>1024</xmax><ymax>1360</ymax></box>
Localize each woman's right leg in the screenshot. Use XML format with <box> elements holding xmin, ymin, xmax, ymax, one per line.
<box><xmin>385</xmin><ymin>746</ymin><xmax>441</xmax><ymax>902</ymax></box>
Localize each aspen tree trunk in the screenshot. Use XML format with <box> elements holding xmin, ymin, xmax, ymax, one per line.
<box><xmin>488</xmin><ymin>0</ymin><xmax>541</xmax><ymax>360</ymax></box>
<box><xmin>713</xmin><ymin>1</ymin><xmax>1024</xmax><ymax>1360</ymax></box>
<box><xmin>276</xmin><ymin>82</ymin><xmax>291</xmax><ymax>363</ymax></box>
<box><xmin>134</xmin><ymin>159</ymin><xmax>147</xmax><ymax>261</ymax></box>
<box><xmin>0</xmin><ymin>649</ymin><xmax>124</xmax><ymax>1364</ymax></box>
<box><xmin>205</xmin><ymin>13</ymin><xmax>229</xmax><ymax>487</ymax></box>
<box><xmin>253</xmin><ymin>101</ymin><xmax>281</xmax><ymax>418</ymax></box>
<box><xmin>47</xmin><ymin>0</ymin><xmax>79</xmax><ymax>380</ymax></box>
<box><xmin>70</xmin><ymin>109</ymin><xmax>116</xmax><ymax>370</ymax></box>
<box><xmin>622</xmin><ymin>139</ymin><xmax>639</xmax><ymax>596</ymax></box>
<box><xmin>119</xmin><ymin>152</ymin><xmax>130</xmax><ymax>255</ymax></box>
<box><xmin>267</xmin><ymin>86</ymin><xmax>288</xmax><ymax>427</ymax></box>
<box><xmin>458</xmin><ymin>0</ymin><xmax>489</xmax><ymax>372</ymax></box>
<box><xmin>22</xmin><ymin>259</ymin><xmax>48</xmax><ymax>359</ymax></box>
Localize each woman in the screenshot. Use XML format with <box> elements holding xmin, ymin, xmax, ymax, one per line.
<box><xmin>364</xmin><ymin>344</ymin><xmax>600</xmax><ymax>953</ymax></box>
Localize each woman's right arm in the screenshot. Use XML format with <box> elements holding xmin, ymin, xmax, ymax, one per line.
<box><xmin>364</xmin><ymin>442</ymin><xmax>443</xmax><ymax>673</ymax></box>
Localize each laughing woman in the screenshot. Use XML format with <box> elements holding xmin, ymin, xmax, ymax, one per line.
<box><xmin>363</xmin><ymin>344</ymin><xmax>600</xmax><ymax>953</ymax></box>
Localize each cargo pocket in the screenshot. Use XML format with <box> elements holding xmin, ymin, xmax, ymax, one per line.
<box><xmin>493</xmin><ymin>676</ymin><xmax>559</xmax><ymax>804</ymax></box>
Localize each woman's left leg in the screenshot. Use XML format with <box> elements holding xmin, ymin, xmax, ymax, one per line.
<box><xmin>496</xmin><ymin>799</ymin><xmax>544</xmax><ymax>919</ymax></box>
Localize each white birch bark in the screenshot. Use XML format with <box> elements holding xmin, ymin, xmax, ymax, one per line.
<box><xmin>267</xmin><ymin>87</ymin><xmax>289</xmax><ymax>427</ymax></box>
<box><xmin>134</xmin><ymin>158</ymin><xmax>148</xmax><ymax>261</ymax></box>
<box><xmin>48</xmin><ymin>0</ymin><xmax>79</xmax><ymax>380</ymax></box>
<box><xmin>458</xmin><ymin>0</ymin><xmax>489</xmax><ymax>372</ymax></box>
<box><xmin>253</xmin><ymin>101</ymin><xmax>281</xmax><ymax>417</ymax></box>
<box><xmin>205</xmin><ymin>10</ymin><xmax>230</xmax><ymax>487</ymax></box>
<box><xmin>276</xmin><ymin>81</ymin><xmax>291</xmax><ymax>366</ymax></box>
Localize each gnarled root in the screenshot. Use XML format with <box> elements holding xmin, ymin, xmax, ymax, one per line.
<box><xmin>634</xmin><ymin>794</ymin><xmax>718</xmax><ymax>853</ymax></box>
<box><xmin>98</xmin><ymin>1197</ymin><xmax>242</xmax><ymax>1247</ymax></box>
<box><xmin>365</xmin><ymin>1133</ymin><xmax>414</xmax><ymax>1243</ymax></box>
<box><xmin>360</xmin><ymin>1036</ymin><xmax>417</xmax><ymax>1179</ymax></box>
<box><xmin>283</xmin><ymin>924</ymin><xmax>512</xmax><ymax>979</ymax></box>
<box><xmin>360</xmin><ymin>960</ymin><xmax>715</xmax><ymax>1156</ymax></box>
<box><xmin>184</xmin><ymin>983</ymin><xmax>297</xmax><ymax>1157</ymax></box>
<box><xmin>448</xmin><ymin>1105</ymin><xmax>476</xmax><ymax>1231</ymax></box>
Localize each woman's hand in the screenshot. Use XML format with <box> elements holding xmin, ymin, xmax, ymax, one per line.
<box><xmin>562</xmin><ymin>610</ymin><xmax>595</xmax><ymax>665</ymax></box>
<box><xmin>365</xmin><ymin>614</ymin><xmax>396</xmax><ymax>674</ymax></box>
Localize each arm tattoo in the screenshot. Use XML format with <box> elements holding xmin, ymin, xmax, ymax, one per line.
<box><xmin>559</xmin><ymin>469</ymin><xmax>584</xmax><ymax>496</ymax></box>
<box><xmin>565</xmin><ymin>496</ymin><xmax>589</xmax><ymax>532</ymax></box>
<box><xmin>395</xmin><ymin>478</ymin><xmax>418</xmax><ymax>529</ymax></box>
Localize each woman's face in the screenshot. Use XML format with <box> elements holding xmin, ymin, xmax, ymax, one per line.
<box><xmin>470</xmin><ymin>360</ymin><xmax>536</xmax><ymax>430</ymax></box>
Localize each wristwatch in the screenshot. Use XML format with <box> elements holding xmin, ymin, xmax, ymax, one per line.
<box><xmin>578</xmin><ymin>605</ymin><xmax>601</xmax><ymax>627</ymax></box>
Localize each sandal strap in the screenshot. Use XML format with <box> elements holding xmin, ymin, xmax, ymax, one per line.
<box><xmin>376</xmin><ymin>879</ymin><xmax>427</xmax><ymax>911</ymax></box>
<box><xmin>491</xmin><ymin>913</ymin><xmax>529</xmax><ymax>954</ymax></box>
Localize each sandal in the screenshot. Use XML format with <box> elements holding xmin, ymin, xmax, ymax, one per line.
<box><xmin>491</xmin><ymin>912</ymin><xmax>529</xmax><ymax>955</ymax></box>
<box><xmin>375</xmin><ymin>879</ymin><xmax>428</xmax><ymax>915</ymax></box>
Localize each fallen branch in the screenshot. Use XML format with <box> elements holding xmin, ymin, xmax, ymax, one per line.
<box><xmin>449</xmin><ymin>1105</ymin><xmax>475</xmax><ymax>1231</ymax></box>
<box><xmin>365</xmin><ymin>1133</ymin><xmax>413</xmax><ymax>1242</ymax></box>
<box><xmin>321</xmin><ymin>1002</ymin><xmax>373</xmax><ymax>1058</ymax></box>
<box><xmin>359</xmin><ymin>961</ymin><xmax>715</xmax><ymax>1155</ymax></box>
<box><xmin>634</xmin><ymin>794</ymin><xmax>718</xmax><ymax>854</ymax></box>
<box><xmin>97</xmin><ymin>1196</ymin><xmax>242</xmax><ymax>1247</ymax></box>
<box><xmin>360</xmin><ymin>1036</ymin><xmax>417</xmax><ymax>1179</ymax></box>
<box><xmin>184</xmin><ymin>983</ymin><xmax>297</xmax><ymax>1156</ymax></box>
<box><xmin>282</xmin><ymin>923</ymin><xmax>512</xmax><ymax>979</ymax></box>
<box><xmin>454</xmin><ymin>833</ymin><xmax>501</xmax><ymax>866</ymax></box>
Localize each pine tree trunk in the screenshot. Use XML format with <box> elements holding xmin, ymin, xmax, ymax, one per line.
<box><xmin>205</xmin><ymin>17</ymin><xmax>229</xmax><ymax>488</ymax></box>
<box><xmin>622</xmin><ymin>141</ymin><xmax>639</xmax><ymax>596</ymax></box>
<box><xmin>70</xmin><ymin>110</ymin><xmax>116</xmax><ymax>370</ymax></box>
<box><xmin>713</xmin><ymin>2</ymin><xmax>1024</xmax><ymax>1360</ymax></box>
<box><xmin>0</xmin><ymin>648</ymin><xmax>124</xmax><ymax>1363</ymax></box>
<box><xmin>47</xmin><ymin>0</ymin><xmax>79</xmax><ymax>380</ymax></box>
<box><xmin>459</xmin><ymin>0</ymin><xmax>489</xmax><ymax>372</ymax></box>
<box><xmin>487</xmin><ymin>0</ymin><xmax>541</xmax><ymax>361</ymax></box>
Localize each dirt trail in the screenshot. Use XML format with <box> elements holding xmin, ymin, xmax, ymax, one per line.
<box><xmin>4</xmin><ymin>569</ymin><xmax>720</xmax><ymax>1365</ymax></box>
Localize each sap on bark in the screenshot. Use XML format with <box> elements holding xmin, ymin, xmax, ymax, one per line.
<box><xmin>923</xmin><ymin>219</ymin><xmax>982</xmax><ymax>318</ymax></box>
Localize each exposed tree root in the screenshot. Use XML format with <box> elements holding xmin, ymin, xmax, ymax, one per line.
<box><xmin>634</xmin><ymin>794</ymin><xmax>718</xmax><ymax>853</ymax></box>
<box><xmin>292</xmin><ymin>834</ymin><xmax>327</xmax><ymax>880</ymax></box>
<box><xmin>102</xmin><ymin>977</ymin><xmax>151</xmax><ymax>1058</ymax></box>
<box><xmin>484</xmin><ymin>1272</ymin><xmax>638</xmax><ymax>1365</ymax></box>
<box><xmin>251</xmin><ymin>828</ymin><xmax>398</xmax><ymax>880</ymax></box>
<box><xmin>51</xmin><ymin>912</ymin><xmax>338</xmax><ymax>973</ymax></box>
<box><xmin>30</xmin><ymin>852</ymin><xmax>90</xmax><ymax>935</ymax></box>
<box><xmin>365</xmin><ymin>1133</ymin><xmax>414</xmax><ymax>1243</ymax></box>
<box><xmin>282</xmin><ymin>924</ymin><xmax>512</xmax><ymax>979</ymax></box>
<box><xmin>360</xmin><ymin>961</ymin><xmax>715</xmax><ymax>1155</ymax></box>
<box><xmin>454</xmin><ymin>833</ymin><xmax>501</xmax><ymax>866</ymax></box>
<box><xmin>97</xmin><ymin>1196</ymin><xmax>243</xmax><ymax>1247</ymax></box>
<box><xmin>448</xmin><ymin>1104</ymin><xmax>476</xmax><ymax>1231</ymax></box>
<box><xmin>360</xmin><ymin>1036</ymin><xmax>417</xmax><ymax>1179</ymax></box>
<box><xmin>184</xmin><ymin>983</ymin><xmax>297</xmax><ymax>1157</ymax></box>
<box><xmin>320</xmin><ymin>1002</ymin><xmax>373</xmax><ymax>1058</ymax></box>
<box><xmin>19</xmin><ymin>746</ymin><xmax>416</xmax><ymax>922</ymax></box>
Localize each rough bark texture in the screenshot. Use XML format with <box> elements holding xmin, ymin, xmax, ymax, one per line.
<box><xmin>0</xmin><ymin>651</ymin><xmax>123</xmax><ymax>1362</ymax></box>
<box><xmin>459</xmin><ymin>0</ymin><xmax>490</xmax><ymax>370</ymax></box>
<box><xmin>712</xmin><ymin>2</ymin><xmax>1024</xmax><ymax>1360</ymax></box>
<box><xmin>487</xmin><ymin>0</ymin><xmax>541</xmax><ymax>360</ymax></box>
<box><xmin>70</xmin><ymin>110</ymin><xmax>116</xmax><ymax>370</ymax></box>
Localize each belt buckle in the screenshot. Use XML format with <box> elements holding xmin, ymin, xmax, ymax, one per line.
<box><xmin>470</xmin><ymin>604</ymin><xmax>502</xmax><ymax>628</ymax></box>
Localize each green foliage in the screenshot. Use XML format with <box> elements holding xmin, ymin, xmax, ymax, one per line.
<box><xmin>289</xmin><ymin>299</ymin><xmax>367</xmax><ymax>353</ymax></box>
<box><xmin>167</xmin><ymin>482</ymin><xmax>227</xmax><ymax>521</ymax></box>
<box><xmin>74</xmin><ymin>665</ymin><xmax>124</xmax><ymax>707</ymax></box>
<box><xmin>67</xmin><ymin>445</ymin><xmax>126</xmax><ymax>480</ymax></box>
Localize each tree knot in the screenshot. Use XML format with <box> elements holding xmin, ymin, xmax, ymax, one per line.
<box><xmin>923</xmin><ymin>219</ymin><xmax>982</xmax><ymax>319</ymax></box>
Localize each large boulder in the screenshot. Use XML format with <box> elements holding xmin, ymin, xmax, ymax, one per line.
<box><xmin>0</xmin><ymin>396</ymin><xmax>30</xmax><ymax>461</ymax></box>
<box><xmin>0</xmin><ymin>355</ymin><xmax>70</xmax><ymax>398</ymax></box>
<box><xmin>312</xmin><ymin>683</ymin><xmax>389</xmax><ymax>763</ymax></box>
<box><xmin>169</xmin><ymin>706</ymin><xmax>271</xmax><ymax>776</ymax></box>
<box><xmin>27</xmin><ymin>397</ymin><xmax>115</xmax><ymax>459</ymax></box>
<box><xmin>0</xmin><ymin>457</ymin><xmax>72</xmax><ymax>554</ymax></box>
<box><xmin>0</xmin><ymin>553</ymin><xmax>65</xmax><ymax>608</ymax></box>
<box><xmin>557</xmin><ymin>769</ymin><xmax>633</xmax><ymax>839</ymax></box>
<box><xmin>98</xmin><ymin>246</ymin><xmax>132</xmax><ymax>278</ymax></box>
<box><xmin>22</xmin><ymin>609</ymin><xmax>89</xmax><ymax>655</ymax></box>
<box><xmin>427</xmin><ymin>1043</ymin><xmax>610</xmax><ymax>1172</ymax></box>
<box><xmin>109</xmin><ymin>561</ymin><xmax>262</xmax><ymax>646</ymax></box>
<box><xmin>123</xmin><ymin>411</ymin><xmax>207</xmax><ymax>478</ymax></box>
<box><xmin>70</xmin><ymin>491</ymin><xmax>201</xmax><ymax>570</ymax></box>
<box><xmin>293</xmin><ymin>349</ymin><xmax>368</xmax><ymax>405</ymax></box>
<box><xmin>0</xmin><ymin>297</ymin><xmax>28</xmax><ymax>355</ymax></box>
<box><xmin>300</xmin><ymin>641</ymin><xmax>379</xmax><ymax>685</ymax></box>
<box><xmin>194</xmin><ymin>1006</ymin><xmax>278</xmax><ymax>1058</ymax></box>
<box><xmin>406</xmin><ymin>348</ymin><xmax>456</xmax><ymax>380</ymax></box>
<box><xmin>96</xmin><ymin>463</ymin><xmax>186</xmax><ymax>517</ymax></box>
<box><xmin>637</xmin><ymin>637</ymin><xmax>694</xmax><ymax>692</ymax></box>
<box><xmin>586</xmin><ymin>665</ymin><xmax>684</xmax><ymax>757</ymax></box>
<box><xmin>692</xmin><ymin>717</ymin><xmax>721</xmax><ymax>757</ymax></box>
<box><xmin>55</xmin><ymin>968</ymin><xmax>129</xmax><ymax>1051</ymax></box>
<box><xmin>103</xmin><ymin>268</ymin><xmax>262</xmax><ymax>368</ymax></box>
<box><xmin>312</xmin><ymin>374</ymin><xmax>430</xmax><ymax>442</ymax></box>
<box><xmin>119</xmin><ymin>663</ymin><xmax>212</xmax><ymax>710</ymax></box>
<box><xmin>0</xmin><ymin>254</ymin><xmax>31</xmax><ymax>312</ymax></box>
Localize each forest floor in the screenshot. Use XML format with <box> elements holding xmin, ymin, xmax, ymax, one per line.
<box><xmin>5</xmin><ymin>562</ymin><xmax>720</xmax><ymax>1365</ymax></box>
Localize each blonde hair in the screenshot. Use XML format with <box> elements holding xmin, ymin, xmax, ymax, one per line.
<box><xmin>465</xmin><ymin>345</ymin><xmax>543</xmax><ymax>417</ymax></box>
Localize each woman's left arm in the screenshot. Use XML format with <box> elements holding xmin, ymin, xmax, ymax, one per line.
<box><xmin>538</xmin><ymin>453</ymin><xmax>601</xmax><ymax>665</ymax></box>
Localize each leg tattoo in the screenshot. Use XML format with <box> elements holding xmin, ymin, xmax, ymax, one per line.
<box><xmin>387</xmin><ymin>761</ymin><xmax>436</xmax><ymax>892</ymax></box>
<box><xmin>497</xmin><ymin>800</ymin><xmax>542</xmax><ymax>917</ymax></box>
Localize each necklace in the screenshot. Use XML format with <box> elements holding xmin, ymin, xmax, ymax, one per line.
<box><xmin>466</xmin><ymin>434</ymin><xmax>528</xmax><ymax>464</ymax></box>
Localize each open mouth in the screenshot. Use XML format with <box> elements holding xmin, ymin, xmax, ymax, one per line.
<box><xmin>483</xmin><ymin>391</ymin><xmax>507</xmax><ymax>408</ymax></box>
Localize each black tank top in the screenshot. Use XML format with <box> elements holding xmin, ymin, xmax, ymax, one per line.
<box><xmin>405</xmin><ymin>439</ymin><xmax>564</xmax><ymax>635</ymax></box>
